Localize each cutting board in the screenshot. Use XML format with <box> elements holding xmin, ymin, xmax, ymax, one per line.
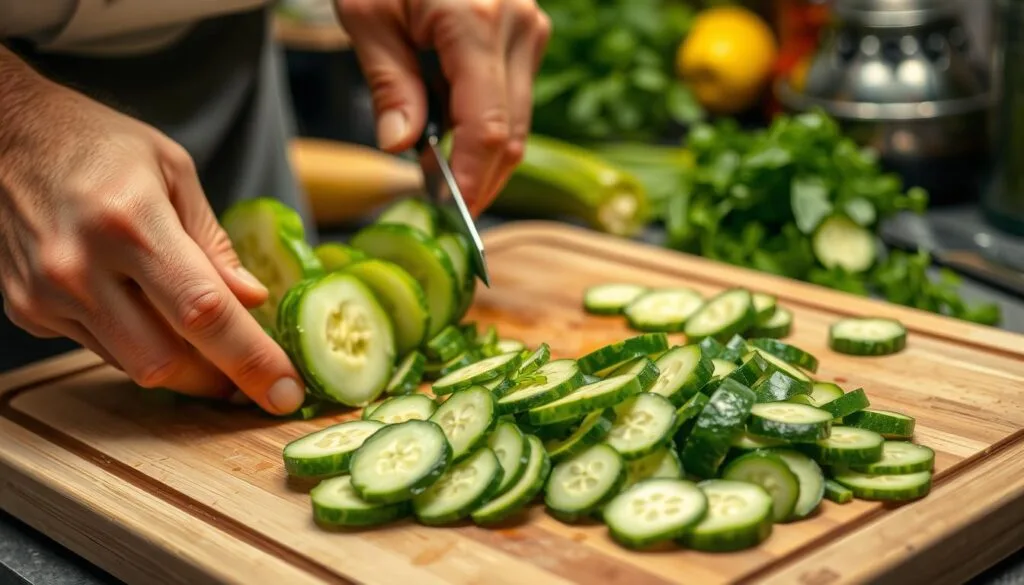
<box><xmin>2</xmin><ymin>221</ymin><xmax>1024</xmax><ymax>585</ymax></box>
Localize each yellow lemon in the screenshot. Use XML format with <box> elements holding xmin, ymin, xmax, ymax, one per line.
<box><xmin>677</xmin><ymin>6</ymin><xmax>779</xmax><ymax>115</ymax></box>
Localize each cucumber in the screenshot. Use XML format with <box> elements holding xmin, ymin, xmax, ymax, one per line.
<box><xmin>623</xmin><ymin>288</ymin><xmax>705</xmax><ymax>333</ymax></box>
<box><xmin>721</xmin><ymin>451</ymin><xmax>800</xmax><ymax>522</ymax></box>
<box><xmin>828</xmin><ymin>317</ymin><xmax>907</xmax><ymax>356</ymax></box>
<box><xmin>768</xmin><ymin>449</ymin><xmax>825</xmax><ymax>519</ymax></box>
<box><xmin>608</xmin><ymin>356</ymin><xmax>661</xmax><ymax>392</ymax></box>
<box><xmin>748</xmin><ymin>403</ymin><xmax>833</xmax><ymax>442</ymax></box>
<box><xmin>496</xmin><ymin>339</ymin><xmax>527</xmax><ymax>354</ymax></box>
<box><xmin>679</xmin><ymin>479</ymin><xmax>773</xmax><ymax>552</ymax></box>
<box><xmin>843</xmin><ymin>409</ymin><xmax>916</xmax><ymax>439</ymax></box>
<box><xmin>544</xmin><ymin>444</ymin><xmax>627</xmax><ymax>522</ymax></box>
<box><xmin>818</xmin><ymin>388</ymin><xmax>870</xmax><ymax>419</ymax></box>
<box><xmin>432</xmin><ymin>351</ymin><xmax>523</xmax><ymax>395</ymax></box>
<box><xmin>350</xmin><ymin>223</ymin><xmax>459</xmax><ymax>338</ymax></box>
<box><xmin>849</xmin><ymin>441</ymin><xmax>934</xmax><ymax>474</ymax></box>
<box><xmin>428</xmin><ymin>386</ymin><xmax>497</xmax><ymax>462</ymax></box>
<box><xmin>546</xmin><ymin>408</ymin><xmax>616</xmax><ymax>463</ymax></box>
<box><xmin>730</xmin><ymin>431</ymin><xmax>786</xmax><ymax>452</ymax></box>
<box><xmin>723</xmin><ymin>353</ymin><xmax>767</xmax><ymax>388</ymax></box>
<box><xmin>471</xmin><ymin>435</ymin><xmax>551</xmax><ymax>524</ymax></box>
<box><xmin>748</xmin><ymin>339</ymin><xmax>819</xmax><ymax>373</ymax></box>
<box><xmin>672</xmin><ymin>392</ymin><xmax>709</xmax><ymax>440</ymax></box>
<box><xmin>802</xmin><ymin>426</ymin><xmax>884</xmax><ymax>466</ymax></box>
<box><xmin>283</xmin><ymin>420</ymin><xmax>384</xmax><ymax>478</ymax></box>
<box><xmin>343</xmin><ymin>258</ymin><xmax>430</xmax><ymax>356</ymax></box>
<box><xmin>277</xmin><ymin>272</ymin><xmax>396</xmax><ymax>407</ymax></box>
<box><xmin>752</xmin><ymin>371</ymin><xmax>812</xmax><ymax>403</ymax></box>
<box><xmin>221</xmin><ymin>197</ymin><xmax>323</xmax><ymax>328</ymax></box>
<box><xmin>376</xmin><ymin>197</ymin><xmax>437</xmax><ymax>236</ymax></box>
<box><xmin>311</xmin><ymin>475</ymin><xmax>410</xmax><ymax>528</ymax></box>
<box><xmin>488</xmin><ymin>421</ymin><xmax>530</xmax><ymax>492</ymax></box>
<box><xmin>710</xmin><ymin>359</ymin><xmax>739</xmax><ymax>378</ymax></box>
<box><xmin>720</xmin><ymin>335</ymin><xmax>752</xmax><ymax>363</ymax></box>
<box><xmin>603</xmin><ymin>393</ymin><xmax>677</xmax><ymax>460</ymax></box>
<box><xmin>648</xmin><ymin>345</ymin><xmax>714</xmax><ymax>407</ymax></box>
<box><xmin>747</xmin><ymin>348</ymin><xmax>812</xmax><ymax>384</ymax></box>
<box><xmin>314</xmin><ymin>242</ymin><xmax>367</xmax><ymax>271</ymax></box>
<box><xmin>697</xmin><ymin>337</ymin><xmax>727</xmax><ymax>360</ymax></box>
<box><xmin>424</xmin><ymin>350</ymin><xmax>479</xmax><ymax>381</ymax></box>
<box><xmin>412</xmin><ymin>447</ymin><xmax>504</xmax><ymax>525</ymax></box>
<box><xmin>679</xmin><ymin>379</ymin><xmax>756</xmax><ymax>478</ymax></box>
<box><xmin>752</xmin><ymin>293</ymin><xmax>777</xmax><ymax>321</ymax></box>
<box><xmin>583</xmin><ymin>283</ymin><xmax>650</xmax><ymax>315</ymax></box>
<box><xmin>436</xmin><ymin>232</ymin><xmax>476</xmax><ymax>321</ymax></box>
<box><xmin>577</xmin><ymin>333</ymin><xmax>670</xmax><ymax>375</ymax></box>
<box><xmin>425</xmin><ymin>325</ymin><xmax>468</xmax><ymax>362</ymax></box>
<box><xmin>366</xmin><ymin>394</ymin><xmax>437</xmax><ymax>425</ymax></box>
<box><xmin>496</xmin><ymin>359</ymin><xmax>585</xmax><ymax>415</ymax></box>
<box><xmin>624</xmin><ymin>447</ymin><xmax>684</xmax><ymax>487</ymax></box>
<box><xmin>751</xmin><ymin>307</ymin><xmax>793</xmax><ymax>339</ymax></box>
<box><xmin>386</xmin><ymin>351</ymin><xmax>426</xmax><ymax>395</ymax></box>
<box><xmin>813</xmin><ymin>214</ymin><xmax>877</xmax><ymax>273</ymax></box>
<box><xmin>790</xmin><ymin>381</ymin><xmax>845</xmax><ymax>408</ymax></box>
<box><xmin>603</xmin><ymin>478</ymin><xmax>709</xmax><ymax>549</ymax></box>
<box><xmin>683</xmin><ymin>288</ymin><xmax>757</xmax><ymax>342</ymax></box>
<box><xmin>831</xmin><ymin>470</ymin><xmax>932</xmax><ymax>501</ymax></box>
<box><xmin>824</xmin><ymin>479</ymin><xmax>854</xmax><ymax>504</ymax></box>
<box><xmin>527</xmin><ymin>373</ymin><xmax>643</xmax><ymax>426</ymax></box>
<box><xmin>349</xmin><ymin>419</ymin><xmax>452</xmax><ymax>504</ymax></box>
<box><xmin>517</xmin><ymin>343</ymin><xmax>551</xmax><ymax>377</ymax></box>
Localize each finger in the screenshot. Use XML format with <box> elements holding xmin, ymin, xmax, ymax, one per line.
<box><xmin>3</xmin><ymin>298</ymin><xmax>62</xmax><ymax>339</ymax></box>
<box><xmin>340</xmin><ymin>5</ymin><xmax>427</xmax><ymax>153</ymax></box>
<box><xmin>57</xmin><ymin>320</ymin><xmax>124</xmax><ymax>372</ymax></box>
<box><xmin>160</xmin><ymin>145</ymin><xmax>268</xmax><ymax>310</ymax></box>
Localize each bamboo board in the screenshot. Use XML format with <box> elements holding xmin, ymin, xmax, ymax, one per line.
<box><xmin>2</xmin><ymin>221</ymin><xmax>1024</xmax><ymax>585</ymax></box>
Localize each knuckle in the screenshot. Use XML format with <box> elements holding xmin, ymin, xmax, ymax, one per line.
<box><xmin>176</xmin><ymin>284</ymin><xmax>233</xmax><ymax>340</ymax></box>
<box><xmin>135</xmin><ymin>356</ymin><xmax>184</xmax><ymax>389</ymax></box>
<box><xmin>511</xmin><ymin>0</ymin><xmax>538</xmax><ymax>20</ymax></box>
<box><xmin>504</xmin><ymin>139</ymin><xmax>525</xmax><ymax>165</ymax></box>
<box><xmin>36</xmin><ymin>247</ymin><xmax>86</xmax><ymax>290</ymax></box>
<box><xmin>163</xmin><ymin>143</ymin><xmax>197</xmax><ymax>177</ymax></box>
<box><xmin>90</xmin><ymin>194</ymin><xmax>149</xmax><ymax>242</ymax></box>
<box><xmin>468</xmin><ymin>0</ymin><xmax>502</xmax><ymax>22</ymax></box>
<box><xmin>232</xmin><ymin>344</ymin><xmax>279</xmax><ymax>386</ymax></box>
<box><xmin>475</xmin><ymin>113</ymin><xmax>511</xmax><ymax>150</ymax></box>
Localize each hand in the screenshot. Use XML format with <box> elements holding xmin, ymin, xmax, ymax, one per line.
<box><xmin>337</xmin><ymin>0</ymin><xmax>551</xmax><ymax>215</ymax></box>
<box><xmin>0</xmin><ymin>57</ymin><xmax>306</xmax><ymax>415</ymax></box>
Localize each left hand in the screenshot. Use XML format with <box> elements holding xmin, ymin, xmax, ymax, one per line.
<box><xmin>336</xmin><ymin>0</ymin><xmax>552</xmax><ymax>215</ymax></box>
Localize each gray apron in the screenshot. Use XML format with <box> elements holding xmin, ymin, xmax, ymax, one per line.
<box><xmin>0</xmin><ymin>6</ymin><xmax>314</xmax><ymax>370</ymax></box>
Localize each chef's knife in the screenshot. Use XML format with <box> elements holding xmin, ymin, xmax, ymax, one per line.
<box><xmin>415</xmin><ymin>51</ymin><xmax>491</xmax><ymax>287</ymax></box>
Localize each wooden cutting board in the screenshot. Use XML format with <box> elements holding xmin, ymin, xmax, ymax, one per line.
<box><xmin>2</xmin><ymin>221</ymin><xmax>1024</xmax><ymax>585</ymax></box>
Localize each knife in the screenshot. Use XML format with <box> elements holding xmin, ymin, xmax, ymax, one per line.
<box><xmin>414</xmin><ymin>51</ymin><xmax>491</xmax><ymax>287</ymax></box>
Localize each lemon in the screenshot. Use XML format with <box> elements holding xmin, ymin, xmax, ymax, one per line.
<box><xmin>677</xmin><ymin>6</ymin><xmax>779</xmax><ymax>115</ymax></box>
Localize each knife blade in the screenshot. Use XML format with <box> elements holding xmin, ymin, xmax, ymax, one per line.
<box><xmin>415</xmin><ymin>51</ymin><xmax>491</xmax><ymax>287</ymax></box>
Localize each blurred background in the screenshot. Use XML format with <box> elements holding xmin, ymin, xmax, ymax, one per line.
<box><xmin>275</xmin><ymin>0</ymin><xmax>1023</xmax><ymax>328</ymax></box>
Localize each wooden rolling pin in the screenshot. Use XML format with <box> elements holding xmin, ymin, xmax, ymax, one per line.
<box><xmin>288</xmin><ymin>138</ymin><xmax>424</xmax><ymax>226</ymax></box>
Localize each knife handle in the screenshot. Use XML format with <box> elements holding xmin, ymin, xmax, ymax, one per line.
<box><xmin>415</xmin><ymin>50</ymin><xmax>450</xmax><ymax>151</ymax></box>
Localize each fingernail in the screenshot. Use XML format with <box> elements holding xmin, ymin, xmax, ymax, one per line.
<box><xmin>376</xmin><ymin>110</ymin><xmax>408</xmax><ymax>150</ymax></box>
<box><xmin>268</xmin><ymin>377</ymin><xmax>305</xmax><ymax>414</ymax></box>
<box><xmin>229</xmin><ymin>390</ymin><xmax>252</xmax><ymax>405</ymax></box>
<box><xmin>236</xmin><ymin>266</ymin><xmax>267</xmax><ymax>292</ymax></box>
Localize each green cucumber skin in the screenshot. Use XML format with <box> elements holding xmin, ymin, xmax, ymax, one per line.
<box><xmin>610</xmin><ymin>356</ymin><xmax>661</xmax><ymax>392</ymax></box>
<box><xmin>425</xmin><ymin>325</ymin><xmax>468</xmax><ymax>362</ymax></box>
<box><xmin>823</xmin><ymin>479</ymin><xmax>854</xmax><ymax>504</ymax></box>
<box><xmin>546</xmin><ymin>409</ymin><xmax>617</xmax><ymax>463</ymax></box>
<box><xmin>679</xmin><ymin>379</ymin><xmax>757</xmax><ymax>479</ymax></box>
<box><xmin>526</xmin><ymin>374</ymin><xmax>643</xmax><ymax>426</ymax></box>
<box><xmin>386</xmin><ymin>351</ymin><xmax>427</xmax><ymax>396</ymax></box>
<box><xmin>544</xmin><ymin>446</ymin><xmax>628</xmax><ymax>523</ymax></box>
<box><xmin>843</xmin><ymin>409</ymin><xmax>916</xmax><ymax>439</ymax></box>
<box><xmin>828</xmin><ymin>321</ymin><xmax>908</xmax><ymax>356</ymax></box>
<box><xmin>349</xmin><ymin>420</ymin><xmax>453</xmax><ymax>505</ymax></box>
<box><xmin>412</xmin><ymin>449</ymin><xmax>505</xmax><ymax>526</ymax></box>
<box><xmin>748</xmin><ymin>417</ymin><xmax>831</xmax><ymax>443</ymax></box>
<box><xmin>721</xmin><ymin>451</ymin><xmax>800</xmax><ymax>522</ymax></box>
<box><xmin>576</xmin><ymin>333</ymin><xmax>670</xmax><ymax>375</ymax></box>
<box><xmin>471</xmin><ymin>435</ymin><xmax>553</xmax><ymax>525</ymax></box>
<box><xmin>819</xmin><ymin>388</ymin><xmax>871</xmax><ymax>419</ymax></box>
<box><xmin>684</xmin><ymin>289</ymin><xmax>758</xmax><ymax>342</ymax></box>
<box><xmin>311</xmin><ymin>478</ymin><xmax>412</xmax><ymax>528</ymax></box>
<box><xmin>752</xmin><ymin>371</ymin><xmax>812</xmax><ymax>403</ymax></box>
<box><xmin>748</xmin><ymin>339</ymin><xmax>819</xmax><ymax>373</ymax></box>
<box><xmin>725</xmin><ymin>355</ymin><xmax>766</xmax><ymax>388</ymax></box>
<box><xmin>832</xmin><ymin>470</ymin><xmax>932</xmax><ymax>501</ymax></box>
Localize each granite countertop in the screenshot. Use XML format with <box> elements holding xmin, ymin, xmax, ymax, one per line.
<box><xmin>2</xmin><ymin>212</ymin><xmax>1024</xmax><ymax>585</ymax></box>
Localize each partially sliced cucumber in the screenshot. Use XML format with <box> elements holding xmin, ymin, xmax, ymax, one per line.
<box><xmin>527</xmin><ymin>373</ymin><xmax>643</xmax><ymax>426</ymax></box>
<box><xmin>349</xmin><ymin>420</ymin><xmax>451</xmax><ymax>504</ymax></box>
<box><xmin>546</xmin><ymin>408</ymin><xmax>616</xmax><ymax>463</ymax></box>
<box><xmin>367</xmin><ymin>394</ymin><xmax>437</xmax><ymax>425</ymax></box>
<box><xmin>648</xmin><ymin>345</ymin><xmax>714</xmax><ymax>407</ymax></box>
<box><xmin>813</xmin><ymin>215</ymin><xmax>877</xmax><ymax>273</ymax></box>
<box><xmin>283</xmin><ymin>420</ymin><xmax>384</xmax><ymax>478</ymax></box>
<box><xmin>843</xmin><ymin>409</ymin><xmax>915</xmax><ymax>439</ymax></box>
<box><xmin>768</xmin><ymin>449</ymin><xmax>825</xmax><ymax>520</ymax></box>
<box><xmin>603</xmin><ymin>393</ymin><xmax>677</xmax><ymax>460</ymax></box>
<box><xmin>472</xmin><ymin>435</ymin><xmax>551</xmax><ymax>525</ymax></box>
<box><xmin>832</xmin><ymin>470</ymin><xmax>932</xmax><ymax>501</ymax></box>
<box><xmin>432</xmin><ymin>351</ymin><xmax>523</xmax><ymax>395</ymax></box>
<box><xmin>679</xmin><ymin>379</ymin><xmax>756</xmax><ymax>478</ymax></box>
<box><xmin>849</xmin><ymin>441</ymin><xmax>934</xmax><ymax>474</ymax></box>
<box><xmin>311</xmin><ymin>475</ymin><xmax>410</xmax><ymax>528</ymax></box>
<box><xmin>583</xmin><ymin>283</ymin><xmax>650</xmax><ymax>315</ymax></box>
<box><xmin>344</xmin><ymin>258</ymin><xmax>430</xmax><ymax>356</ymax></box>
<box><xmin>828</xmin><ymin>317</ymin><xmax>907</xmax><ymax>356</ymax></box>
<box><xmin>315</xmin><ymin>243</ymin><xmax>367</xmax><ymax>271</ymax></box>
<box><xmin>576</xmin><ymin>333</ymin><xmax>670</xmax><ymax>375</ymax></box>
<box><xmin>802</xmin><ymin>426</ymin><xmax>884</xmax><ymax>466</ymax></box>
<box><xmin>544</xmin><ymin>444</ymin><xmax>627</xmax><ymax>522</ymax></box>
<box><xmin>683</xmin><ymin>288</ymin><xmax>757</xmax><ymax>342</ymax></box>
<box><xmin>721</xmin><ymin>451</ymin><xmax>800</xmax><ymax>522</ymax></box>
<box><xmin>429</xmin><ymin>386</ymin><xmax>497</xmax><ymax>461</ymax></box>
<box><xmin>377</xmin><ymin>197</ymin><xmax>437</xmax><ymax>236</ymax></box>
<box><xmin>413</xmin><ymin>447</ymin><xmax>503</xmax><ymax>525</ymax></box>
<box><xmin>603</xmin><ymin>478</ymin><xmax>708</xmax><ymax>549</ymax></box>
<box><xmin>496</xmin><ymin>359</ymin><xmax>585</xmax><ymax>415</ymax></box>
<box><xmin>386</xmin><ymin>351</ymin><xmax>426</xmax><ymax>395</ymax></box>
<box><xmin>488</xmin><ymin>421</ymin><xmax>530</xmax><ymax>492</ymax></box>
<box><xmin>679</xmin><ymin>479</ymin><xmax>772</xmax><ymax>552</ymax></box>
<box><xmin>623</xmin><ymin>288</ymin><xmax>704</xmax><ymax>333</ymax></box>
<box><xmin>748</xmin><ymin>402</ymin><xmax>833</xmax><ymax>442</ymax></box>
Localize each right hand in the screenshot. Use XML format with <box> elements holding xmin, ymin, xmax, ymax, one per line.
<box><xmin>0</xmin><ymin>68</ymin><xmax>306</xmax><ymax>415</ymax></box>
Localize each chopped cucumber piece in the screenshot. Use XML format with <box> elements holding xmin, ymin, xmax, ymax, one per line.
<box><xmin>624</xmin><ymin>447</ymin><xmax>684</xmax><ymax>488</ymax></box>
<box><xmin>576</xmin><ymin>333</ymin><xmax>669</xmax><ymax>375</ymax></box>
<box><xmin>413</xmin><ymin>447</ymin><xmax>503</xmax><ymax>525</ymax></box>
<box><xmin>424</xmin><ymin>350</ymin><xmax>479</xmax><ymax>381</ymax></box>
<box><xmin>343</xmin><ymin>258</ymin><xmax>430</xmax><ymax>356</ymax></box>
<box><xmin>752</xmin><ymin>370</ymin><xmax>812</xmax><ymax>403</ymax></box>
<box><xmin>283</xmin><ymin>420</ymin><xmax>384</xmax><ymax>478</ymax></box>
<box><xmin>818</xmin><ymin>388</ymin><xmax>870</xmax><ymax>419</ymax></box>
<box><xmin>813</xmin><ymin>215</ymin><xmax>877</xmax><ymax>273</ymax></box>
<box><xmin>824</xmin><ymin>479</ymin><xmax>853</xmax><ymax>504</ymax></box>
<box><xmin>748</xmin><ymin>339</ymin><xmax>819</xmax><ymax>373</ymax></box>
<box><xmin>698</xmin><ymin>337</ymin><xmax>727</xmax><ymax>360</ymax></box>
<box><xmin>315</xmin><ymin>243</ymin><xmax>367</xmax><ymax>271</ymax></box>
<box><xmin>583</xmin><ymin>283</ymin><xmax>649</xmax><ymax>315</ymax></box>
<box><xmin>376</xmin><ymin>197</ymin><xmax>437</xmax><ymax>236</ymax></box>
<box><xmin>722</xmin><ymin>451</ymin><xmax>800</xmax><ymax>522</ymax></box>
<box><xmin>748</xmin><ymin>402</ymin><xmax>833</xmax><ymax>442</ymax></box>
<box><xmin>527</xmin><ymin>373</ymin><xmax>643</xmax><ymax>426</ymax></box>
<box><xmin>683</xmin><ymin>288</ymin><xmax>757</xmax><ymax>342</ymax></box>
<box><xmin>367</xmin><ymin>394</ymin><xmax>437</xmax><ymax>425</ymax></box>
<box><xmin>752</xmin><ymin>293</ymin><xmax>777</xmax><ymax>321</ymax></box>
<box><xmin>843</xmin><ymin>408</ymin><xmax>915</xmax><ymax>439</ymax></box>
<box><xmin>349</xmin><ymin>420</ymin><xmax>452</xmax><ymax>504</ymax></box>
<box><xmin>311</xmin><ymin>475</ymin><xmax>410</xmax><ymax>528</ymax></box>
<box><xmin>544</xmin><ymin>444</ymin><xmax>627</xmax><ymax>522</ymax></box>
<box><xmin>546</xmin><ymin>408</ymin><xmax>616</xmax><ymax>463</ymax></box>
<box><xmin>803</xmin><ymin>426</ymin><xmax>884</xmax><ymax>466</ymax></box>
<box><xmin>849</xmin><ymin>441</ymin><xmax>934</xmax><ymax>474</ymax></box>
<box><xmin>496</xmin><ymin>338</ymin><xmax>527</xmax><ymax>354</ymax></box>
<box><xmin>751</xmin><ymin>307</ymin><xmax>793</xmax><ymax>338</ymax></box>
<box><xmin>730</xmin><ymin>431</ymin><xmax>786</xmax><ymax>452</ymax></box>
<box><xmin>609</xmin><ymin>356</ymin><xmax>660</xmax><ymax>392</ymax></box>
<box><xmin>828</xmin><ymin>317</ymin><xmax>907</xmax><ymax>356</ymax></box>
<box><xmin>768</xmin><ymin>449</ymin><xmax>825</xmax><ymax>520</ymax></box>
<box><xmin>488</xmin><ymin>421</ymin><xmax>530</xmax><ymax>492</ymax></box>
<box><xmin>496</xmin><ymin>359</ymin><xmax>585</xmax><ymax>415</ymax></box>
<box><xmin>679</xmin><ymin>379</ymin><xmax>756</xmax><ymax>478</ymax></box>
<box><xmin>672</xmin><ymin>392</ymin><xmax>709</xmax><ymax>440</ymax></box>
<box><xmin>432</xmin><ymin>351</ymin><xmax>523</xmax><ymax>395</ymax></box>
<box><xmin>648</xmin><ymin>345</ymin><xmax>714</xmax><ymax>407</ymax></box>
<box><xmin>517</xmin><ymin>343</ymin><xmax>551</xmax><ymax>376</ymax></box>
<box><xmin>723</xmin><ymin>353</ymin><xmax>767</xmax><ymax>387</ymax></box>
<box><xmin>603</xmin><ymin>393</ymin><xmax>677</xmax><ymax>460</ymax></box>
<box><xmin>748</xmin><ymin>348</ymin><xmax>812</xmax><ymax>383</ymax></box>
<box><xmin>436</xmin><ymin>232</ymin><xmax>475</xmax><ymax>321</ymax></box>
<box><xmin>680</xmin><ymin>479</ymin><xmax>772</xmax><ymax>552</ymax></box>
<box><xmin>472</xmin><ymin>435</ymin><xmax>551</xmax><ymax>525</ymax></box>
<box><xmin>386</xmin><ymin>351</ymin><xmax>426</xmax><ymax>395</ymax></box>
<box><xmin>832</xmin><ymin>470</ymin><xmax>932</xmax><ymax>501</ymax></box>
<box><xmin>710</xmin><ymin>359</ymin><xmax>739</xmax><ymax>378</ymax></box>
<box><xmin>425</xmin><ymin>325</ymin><xmax>468</xmax><ymax>362</ymax></box>
<box><xmin>791</xmin><ymin>382</ymin><xmax>845</xmax><ymax>408</ymax></box>
<box><xmin>623</xmin><ymin>288</ymin><xmax>704</xmax><ymax>333</ymax></box>
<box><xmin>429</xmin><ymin>386</ymin><xmax>497</xmax><ymax>461</ymax></box>
<box><xmin>603</xmin><ymin>478</ymin><xmax>708</xmax><ymax>549</ymax></box>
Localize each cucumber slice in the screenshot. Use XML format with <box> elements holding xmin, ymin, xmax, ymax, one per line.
<box><xmin>683</xmin><ymin>288</ymin><xmax>757</xmax><ymax>342</ymax></box>
<box><xmin>412</xmin><ymin>447</ymin><xmax>503</xmax><ymax>525</ymax></box>
<box><xmin>751</xmin><ymin>307</ymin><xmax>793</xmax><ymax>339</ymax></box>
<box><xmin>828</xmin><ymin>317</ymin><xmax>907</xmax><ymax>356</ymax></box>
<box><xmin>432</xmin><ymin>351</ymin><xmax>523</xmax><ymax>395</ymax></box>
<box><xmin>349</xmin><ymin>419</ymin><xmax>452</xmax><ymax>504</ymax></box>
<box><xmin>730</xmin><ymin>431</ymin><xmax>786</xmax><ymax>452</ymax></box>
<box><xmin>768</xmin><ymin>449</ymin><xmax>825</xmax><ymax>519</ymax></box>
<box><xmin>752</xmin><ymin>370</ymin><xmax>812</xmax><ymax>403</ymax></box>
<box><xmin>278</xmin><ymin>272</ymin><xmax>396</xmax><ymax>407</ymax></box>
<box><xmin>748</xmin><ymin>402</ymin><xmax>833</xmax><ymax>442</ymax></box>
<box><xmin>791</xmin><ymin>382</ymin><xmax>846</xmax><ymax>407</ymax></box>
<box><xmin>496</xmin><ymin>339</ymin><xmax>527</xmax><ymax>354</ymax></box>
<box><xmin>424</xmin><ymin>350</ymin><xmax>480</xmax><ymax>381</ymax></box>
<box><xmin>576</xmin><ymin>333</ymin><xmax>670</xmax><ymax>375</ymax></box>
<box><xmin>517</xmin><ymin>343</ymin><xmax>551</xmax><ymax>376</ymax></box>
<box><xmin>386</xmin><ymin>351</ymin><xmax>426</xmax><ymax>395</ymax></box>
<box><xmin>221</xmin><ymin>198</ymin><xmax>323</xmax><ymax>328</ymax></box>
<box><xmin>849</xmin><ymin>441</ymin><xmax>935</xmax><ymax>474</ymax></box>
<box><xmin>721</xmin><ymin>451</ymin><xmax>800</xmax><ymax>522</ymax></box>
<box><xmin>367</xmin><ymin>394</ymin><xmax>437</xmax><ymax>425</ymax></box>
<box><xmin>720</xmin><ymin>334</ymin><xmax>751</xmax><ymax>363</ymax></box>
<box><xmin>609</xmin><ymin>356</ymin><xmax>660</xmax><ymax>392</ymax></box>
<box><xmin>802</xmin><ymin>426</ymin><xmax>884</xmax><ymax>466</ymax></box>
<box><xmin>496</xmin><ymin>359</ymin><xmax>585</xmax><ymax>415</ymax></box>
<box><xmin>425</xmin><ymin>325</ymin><xmax>468</xmax><ymax>362</ymax></box>
<box><xmin>311</xmin><ymin>475</ymin><xmax>410</xmax><ymax>528</ymax></box>
<box><xmin>603</xmin><ymin>479</ymin><xmax>709</xmax><ymax>549</ymax></box>
<box><xmin>623</xmin><ymin>288</ymin><xmax>704</xmax><ymax>333</ymax></box>
<box><xmin>648</xmin><ymin>345</ymin><xmax>714</xmax><ymax>407</ymax></box>
<box><xmin>843</xmin><ymin>408</ymin><xmax>916</xmax><ymax>439</ymax></box>
<box><xmin>471</xmin><ymin>435</ymin><xmax>551</xmax><ymax>525</ymax></box>
<box><xmin>603</xmin><ymin>393</ymin><xmax>677</xmax><ymax>460</ymax></box>
<box><xmin>819</xmin><ymin>388</ymin><xmax>870</xmax><ymax>419</ymax></box>
<box><xmin>343</xmin><ymin>258</ymin><xmax>430</xmax><ymax>356</ymax></box>
<box><xmin>315</xmin><ymin>243</ymin><xmax>367</xmax><ymax>271</ymax></box>
<box><xmin>527</xmin><ymin>373</ymin><xmax>643</xmax><ymax>426</ymax></box>
<box><xmin>748</xmin><ymin>348</ymin><xmax>812</xmax><ymax>383</ymax></box>
<box><xmin>583</xmin><ymin>283</ymin><xmax>650</xmax><ymax>315</ymax></box>
<box><xmin>488</xmin><ymin>421</ymin><xmax>530</xmax><ymax>492</ymax></box>
<box><xmin>436</xmin><ymin>232</ymin><xmax>476</xmax><ymax>321</ymax></box>
<box><xmin>710</xmin><ymin>359</ymin><xmax>739</xmax><ymax>378</ymax></box>
<box><xmin>679</xmin><ymin>479</ymin><xmax>773</xmax><ymax>552</ymax></box>
<box><xmin>813</xmin><ymin>215</ymin><xmax>877</xmax><ymax>273</ymax></box>
<box><xmin>679</xmin><ymin>379</ymin><xmax>756</xmax><ymax>478</ymax></box>
<box><xmin>748</xmin><ymin>339</ymin><xmax>819</xmax><ymax>373</ymax></box>
<box><xmin>377</xmin><ymin>197</ymin><xmax>437</xmax><ymax>236</ymax></box>
<box><xmin>350</xmin><ymin>224</ymin><xmax>459</xmax><ymax>338</ymax></box>
<box><xmin>725</xmin><ymin>353</ymin><xmax>770</xmax><ymax>388</ymax></box>
<box><xmin>672</xmin><ymin>392</ymin><xmax>709</xmax><ymax>440</ymax></box>
<box><xmin>283</xmin><ymin>420</ymin><xmax>384</xmax><ymax>478</ymax></box>
<box><xmin>624</xmin><ymin>447</ymin><xmax>684</xmax><ymax>488</ymax></box>
<box><xmin>544</xmin><ymin>444</ymin><xmax>627</xmax><ymax>522</ymax></box>
<box><xmin>698</xmin><ymin>337</ymin><xmax>727</xmax><ymax>359</ymax></box>
<box><xmin>546</xmin><ymin>408</ymin><xmax>617</xmax><ymax>463</ymax></box>
<box><xmin>832</xmin><ymin>470</ymin><xmax>932</xmax><ymax>501</ymax></box>
<box><xmin>824</xmin><ymin>478</ymin><xmax>853</xmax><ymax>504</ymax></box>
<box><xmin>429</xmin><ymin>386</ymin><xmax>497</xmax><ymax>461</ymax></box>
<box><xmin>752</xmin><ymin>293</ymin><xmax>777</xmax><ymax>321</ymax></box>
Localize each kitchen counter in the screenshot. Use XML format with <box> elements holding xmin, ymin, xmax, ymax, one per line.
<box><xmin>2</xmin><ymin>213</ymin><xmax>1023</xmax><ymax>585</ymax></box>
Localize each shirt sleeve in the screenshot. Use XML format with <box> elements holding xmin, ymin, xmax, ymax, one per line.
<box><xmin>0</xmin><ymin>1</ymin><xmax>76</xmax><ymax>40</ymax></box>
